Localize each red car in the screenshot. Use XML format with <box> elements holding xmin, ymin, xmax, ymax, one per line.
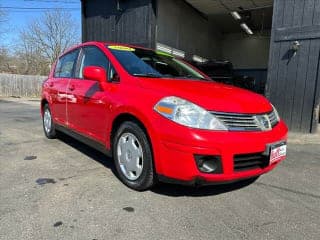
<box><xmin>41</xmin><ymin>42</ymin><xmax>288</xmax><ymax>191</ymax></box>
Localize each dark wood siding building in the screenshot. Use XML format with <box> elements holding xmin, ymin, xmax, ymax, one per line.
<box><xmin>267</xmin><ymin>0</ymin><xmax>320</xmax><ymax>133</ymax></box>
<box><xmin>81</xmin><ymin>0</ymin><xmax>157</xmax><ymax>48</ymax></box>
<box><xmin>81</xmin><ymin>0</ymin><xmax>221</xmax><ymax>59</ymax></box>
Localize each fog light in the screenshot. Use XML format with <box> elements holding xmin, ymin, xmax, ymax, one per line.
<box><xmin>194</xmin><ymin>155</ymin><xmax>222</xmax><ymax>174</ymax></box>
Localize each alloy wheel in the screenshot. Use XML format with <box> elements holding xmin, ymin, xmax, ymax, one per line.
<box><xmin>116</xmin><ymin>132</ymin><xmax>144</xmax><ymax>181</ymax></box>
<box><xmin>43</xmin><ymin>108</ymin><xmax>52</xmax><ymax>134</ymax></box>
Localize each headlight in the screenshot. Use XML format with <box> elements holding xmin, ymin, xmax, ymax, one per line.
<box><xmin>154</xmin><ymin>96</ymin><xmax>228</xmax><ymax>130</ymax></box>
<box><xmin>271</xmin><ymin>104</ymin><xmax>280</xmax><ymax>122</ymax></box>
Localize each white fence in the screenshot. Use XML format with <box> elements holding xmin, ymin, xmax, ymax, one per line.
<box><xmin>0</xmin><ymin>73</ymin><xmax>46</xmax><ymax>97</ymax></box>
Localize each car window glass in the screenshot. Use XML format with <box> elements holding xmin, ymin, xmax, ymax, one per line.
<box><xmin>54</xmin><ymin>50</ymin><xmax>79</xmax><ymax>78</ymax></box>
<box><xmin>109</xmin><ymin>64</ymin><xmax>120</xmax><ymax>82</ymax></box>
<box><xmin>54</xmin><ymin>60</ymin><xmax>62</xmax><ymax>77</ymax></box>
<box><xmin>108</xmin><ymin>47</ymin><xmax>207</xmax><ymax>80</ymax></box>
<box><xmin>79</xmin><ymin>46</ymin><xmax>109</xmax><ymax>79</ymax></box>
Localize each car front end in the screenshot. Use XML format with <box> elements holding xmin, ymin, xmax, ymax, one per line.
<box><xmin>151</xmin><ymin>96</ymin><xmax>288</xmax><ymax>185</ymax></box>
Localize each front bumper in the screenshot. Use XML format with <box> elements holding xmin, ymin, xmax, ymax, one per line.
<box><xmin>152</xmin><ymin>119</ymin><xmax>288</xmax><ymax>184</ymax></box>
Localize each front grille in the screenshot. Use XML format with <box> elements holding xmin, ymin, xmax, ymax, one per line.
<box><xmin>211</xmin><ymin>110</ymin><xmax>279</xmax><ymax>131</ymax></box>
<box><xmin>233</xmin><ymin>152</ymin><xmax>269</xmax><ymax>172</ymax></box>
<box><xmin>212</xmin><ymin>112</ymin><xmax>260</xmax><ymax>131</ymax></box>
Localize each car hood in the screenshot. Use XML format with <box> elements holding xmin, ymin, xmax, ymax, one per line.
<box><xmin>138</xmin><ymin>78</ymin><xmax>272</xmax><ymax>114</ymax></box>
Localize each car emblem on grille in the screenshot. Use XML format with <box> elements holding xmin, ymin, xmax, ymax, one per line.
<box><xmin>255</xmin><ymin>115</ymin><xmax>271</xmax><ymax>130</ymax></box>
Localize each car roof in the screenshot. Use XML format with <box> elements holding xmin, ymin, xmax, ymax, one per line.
<box><xmin>81</xmin><ymin>41</ymin><xmax>152</xmax><ymax>51</ymax></box>
<box><xmin>59</xmin><ymin>41</ymin><xmax>153</xmax><ymax>59</ymax></box>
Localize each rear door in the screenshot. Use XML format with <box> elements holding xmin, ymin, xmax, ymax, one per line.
<box><xmin>50</xmin><ymin>49</ymin><xmax>80</xmax><ymax>125</ymax></box>
<box><xmin>67</xmin><ymin>46</ymin><xmax>115</xmax><ymax>143</ymax></box>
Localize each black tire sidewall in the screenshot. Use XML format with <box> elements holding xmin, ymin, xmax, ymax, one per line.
<box><xmin>113</xmin><ymin>121</ymin><xmax>154</xmax><ymax>191</ymax></box>
<box><xmin>42</xmin><ymin>104</ymin><xmax>56</xmax><ymax>139</ymax></box>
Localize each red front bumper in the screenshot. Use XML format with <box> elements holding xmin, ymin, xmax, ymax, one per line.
<box><xmin>151</xmin><ymin>119</ymin><xmax>288</xmax><ymax>184</ymax></box>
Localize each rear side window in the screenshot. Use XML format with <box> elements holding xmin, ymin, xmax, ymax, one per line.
<box><xmin>78</xmin><ymin>46</ymin><xmax>109</xmax><ymax>79</ymax></box>
<box><xmin>54</xmin><ymin>49</ymin><xmax>80</xmax><ymax>78</ymax></box>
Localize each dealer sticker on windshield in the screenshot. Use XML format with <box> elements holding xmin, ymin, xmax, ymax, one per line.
<box><xmin>269</xmin><ymin>142</ymin><xmax>287</xmax><ymax>165</ymax></box>
<box><xmin>108</xmin><ymin>45</ymin><xmax>135</xmax><ymax>51</ymax></box>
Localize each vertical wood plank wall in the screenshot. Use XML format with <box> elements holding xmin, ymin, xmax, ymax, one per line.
<box><xmin>267</xmin><ymin>0</ymin><xmax>320</xmax><ymax>133</ymax></box>
<box><xmin>81</xmin><ymin>0</ymin><xmax>156</xmax><ymax>48</ymax></box>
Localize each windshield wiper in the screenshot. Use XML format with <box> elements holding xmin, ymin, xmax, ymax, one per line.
<box><xmin>176</xmin><ymin>75</ymin><xmax>211</xmax><ymax>81</ymax></box>
<box><xmin>132</xmin><ymin>73</ymin><xmax>162</xmax><ymax>78</ymax></box>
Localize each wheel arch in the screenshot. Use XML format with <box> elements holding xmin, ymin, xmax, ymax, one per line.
<box><xmin>40</xmin><ymin>98</ymin><xmax>49</xmax><ymax>116</ymax></box>
<box><xmin>111</xmin><ymin>113</ymin><xmax>151</xmax><ymax>149</ymax></box>
<box><xmin>110</xmin><ymin>112</ymin><xmax>161</xmax><ymax>184</ymax></box>
<box><xmin>110</xmin><ymin>112</ymin><xmax>158</xmax><ymax>165</ymax></box>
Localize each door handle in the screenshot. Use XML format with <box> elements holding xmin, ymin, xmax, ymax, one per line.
<box><xmin>68</xmin><ymin>85</ymin><xmax>75</xmax><ymax>91</ymax></box>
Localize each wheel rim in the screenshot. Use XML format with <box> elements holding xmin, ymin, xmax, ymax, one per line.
<box><xmin>117</xmin><ymin>133</ymin><xmax>144</xmax><ymax>181</ymax></box>
<box><xmin>43</xmin><ymin>108</ymin><xmax>52</xmax><ymax>134</ymax></box>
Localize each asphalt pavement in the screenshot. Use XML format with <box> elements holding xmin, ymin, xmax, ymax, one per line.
<box><xmin>0</xmin><ymin>98</ymin><xmax>319</xmax><ymax>240</ymax></box>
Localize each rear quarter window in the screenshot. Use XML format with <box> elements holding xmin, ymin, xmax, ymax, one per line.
<box><xmin>54</xmin><ymin>49</ymin><xmax>80</xmax><ymax>78</ymax></box>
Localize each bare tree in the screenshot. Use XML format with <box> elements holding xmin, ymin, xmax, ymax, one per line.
<box><xmin>17</xmin><ymin>9</ymin><xmax>80</xmax><ymax>75</ymax></box>
<box><xmin>0</xmin><ymin>9</ymin><xmax>10</xmax><ymax>73</ymax></box>
<box><xmin>0</xmin><ymin>47</ymin><xmax>11</xmax><ymax>73</ymax></box>
<box><xmin>15</xmin><ymin>39</ymin><xmax>49</xmax><ymax>75</ymax></box>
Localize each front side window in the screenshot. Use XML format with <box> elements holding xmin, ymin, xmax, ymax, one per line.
<box><xmin>109</xmin><ymin>64</ymin><xmax>120</xmax><ymax>82</ymax></box>
<box><xmin>54</xmin><ymin>49</ymin><xmax>79</xmax><ymax>78</ymax></box>
<box><xmin>107</xmin><ymin>45</ymin><xmax>208</xmax><ymax>80</ymax></box>
<box><xmin>78</xmin><ymin>46</ymin><xmax>109</xmax><ymax>79</ymax></box>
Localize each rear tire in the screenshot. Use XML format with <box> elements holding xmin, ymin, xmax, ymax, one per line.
<box><xmin>113</xmin><ymin>121</ymin><xmax>155</xmax><ymax>191</ymax></box>
<box><xmin>42</xmin><ymin>104</ymin><xmax>57</xmax><ymax>139</ymax></box>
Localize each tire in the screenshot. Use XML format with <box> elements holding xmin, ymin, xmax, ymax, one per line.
<box><xmin>113</xmin><ymin>121</ymin><xmax>155</xmax><ymax>191</ymax></box>
<box><xmin>42</xmin><ymin>104</ymin><xmax>57</xmax><ymax>139</ymax></box>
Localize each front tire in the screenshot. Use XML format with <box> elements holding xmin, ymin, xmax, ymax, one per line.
<box><xmin>113</xmin><ymin>121</ymin><xmax>155</xmax><ymax>191</ymax></box>
<box><xmin>42</xmin><ymin>104</ymin><xmax>57</xmax><ymax>139</ymax></box>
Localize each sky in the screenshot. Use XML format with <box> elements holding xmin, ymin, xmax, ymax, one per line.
<box><xmin>0</xmin><ymin>0</ymin><xmax>81</xmax><ymax>47</ymax></box>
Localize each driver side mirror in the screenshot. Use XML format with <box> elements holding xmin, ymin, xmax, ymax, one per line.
<box><xmin>83</xmin><ymin>66</ymin><xmax>107</xmax><ymax>83</ymax></box>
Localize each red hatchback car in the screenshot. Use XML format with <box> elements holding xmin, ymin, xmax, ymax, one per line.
<box><xmin>41</xmin><ymin>42</ymin><xmax>288</xmax><ymax>190</ymax></box>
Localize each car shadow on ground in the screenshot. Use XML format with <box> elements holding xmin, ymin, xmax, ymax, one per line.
<box><xmin>57</xmin><ymin>132</ymin><xmax>114</xmax><ymax>170</ymax></box>
<box><xmin>56</xmin><ymin>132</ymin><xmax>257</xmax><ymax>197</ymax></box>
<box><xmin>151</xmin><ymin>179</ymin><xmax>257</xmax><ymax>197</ymax></box>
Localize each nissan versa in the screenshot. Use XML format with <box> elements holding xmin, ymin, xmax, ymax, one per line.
<box><xmin>41</xmin><ymin>42</ymin><xmax>288</xmax><ymax>190</ymax></box>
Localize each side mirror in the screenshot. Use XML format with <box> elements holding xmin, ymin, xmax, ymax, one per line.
<box><xmin>83</xmin><ymin>66</ymin><xmax>107</xmax><ymax>82</ymax></box>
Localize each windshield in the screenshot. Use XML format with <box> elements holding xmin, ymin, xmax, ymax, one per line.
<box><xmin>107</xmin><ymin>45</ymin><xmax>208</xmax><ymax>80</ymax></box>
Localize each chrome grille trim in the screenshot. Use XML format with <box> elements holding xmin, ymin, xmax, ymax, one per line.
<box><xmin>211</xmin><ymin>111</ymin><xmax>279</xmax><ymax>131</ymax></box>
<box><xmin>268</xmin><ymin>111</ymin><xmax>278</xmax><ymax>127</ymax></box>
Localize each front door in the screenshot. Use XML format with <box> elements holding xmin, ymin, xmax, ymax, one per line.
<box><xmin>67</xmin><ymin>46</ymin><xmax>112</xmax><ymax>143</ymax></box>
